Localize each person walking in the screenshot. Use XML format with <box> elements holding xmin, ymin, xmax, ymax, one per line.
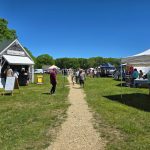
<box><xmin>79</xmin><ymin>69</ymin><xmax>86</xmax><ymax>88</ymax></box>
<box><xmin>71</xmin><ymin>70</ymin><xmax>75</xmax><ymax>85</ymax></box>
<box><xmin>75</xmin><ymin>70</ymin><xmax>79</xmax><ymax>84</ymax></box>
<box><xmin>50</xmin><ymin>69</ymin><xmax>57</xmax><ymax>95</ymax></box>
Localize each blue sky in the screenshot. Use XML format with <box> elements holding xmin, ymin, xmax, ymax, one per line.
<box><xmin>1</xmin><ymin>0</ymin><xmax>150</xmax><ymax>58</ymax></box>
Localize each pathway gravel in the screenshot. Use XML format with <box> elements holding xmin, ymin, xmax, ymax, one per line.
<box><xmin>47</xmin><ymin>76</ymin><xmax>105</xmax><ymax>150</ymax></box>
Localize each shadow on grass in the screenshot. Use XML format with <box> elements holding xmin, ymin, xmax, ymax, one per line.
<box><xmin>1</xmin><ymin>93</ymin><xmax>13</xmax><ymax>96</ymax></box>
<box><xmin>116</xmin><ymin>83</ymin><xmax>129</xmax><ymax>87</ymax></box>
<box><xmin>116</xmin><ymin>83</ymin><xmax>149</xmax><ymax>89</ymax></box>
<box><xmin>42</xmin><ymin>92</ymin><xmax>50</xmax><ymax>95</ymax></box>
<box><xmin>104</xmin><ymin>93</ymin><xmax>150</xmax><ymax>112</ymax></box>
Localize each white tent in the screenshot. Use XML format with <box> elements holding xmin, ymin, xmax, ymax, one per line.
<box><xmin>89</xmin><ymin>67</ymin><xmax>94</xmax><ymax>70</ymax></box>
<box><xmin>49</xmin><ymin>65</ymin><xmax>60</xmax><ymax>70</ymax></box>
<box><xmin>121</xmin><ymin>49</ymin><xmax>150</xmax><ymax>66</ymax></box>
<box><xmin>121</xmin><ymin>49</ymin><xmax>150</xmax><ymax>97</ymax></box>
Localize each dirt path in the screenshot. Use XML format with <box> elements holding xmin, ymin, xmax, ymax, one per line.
<box><xmin>47</xmin><ymin>76</ymin><xmax>105</xmax><ymax>150</ymax></box>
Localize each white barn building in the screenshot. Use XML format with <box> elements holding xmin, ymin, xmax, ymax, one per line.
<box><xmin>0</xmin><ymin>39</ymin><xmax>34</xmax><ymax>83</ymax></box>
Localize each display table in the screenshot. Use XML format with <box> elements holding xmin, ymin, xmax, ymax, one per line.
<box><xmin>134</xmin><ymin>79</ymin><xmax>148</xmax><ymax>87</ymax></box>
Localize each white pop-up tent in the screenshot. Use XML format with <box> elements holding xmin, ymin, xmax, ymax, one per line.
<box><xmin>121</xmin><ymin>49</ymin><xmax>150</xmax><ymax>66</ymax></box>
<box><xmin>49</xmin><ymin>65</ymin><xmax>60</xmax><ymax>70</ymax></box>
<box><xmin>121</xmin><ymin>49</ymin><xmax>150</xmax><ymax>97</ymax></box>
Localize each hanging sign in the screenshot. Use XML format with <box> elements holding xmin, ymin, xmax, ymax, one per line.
<box><xmin>7</xmin><ymin>50</ymin><xmax>25</xmax><ymax>56</ymax></box>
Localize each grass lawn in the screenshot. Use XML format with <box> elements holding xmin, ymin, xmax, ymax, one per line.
<box><xmin>84</xmin><ymin>77</ymin><xmax>150</xmax><ymax>150</ymax></box>
<box><xmin>0</xmin><ymin>74</ymin><xmax>69</xmax><ymax>150</ymax></box>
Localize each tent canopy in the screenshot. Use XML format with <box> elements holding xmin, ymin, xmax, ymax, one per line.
<box><xmin>89</xmin><ymin>67</ymin><xmax>94</xmax><ymax>70</ymax></box>
<box><xmin>49</xmin><ymin>65</ymin><xmax>60</xmax><ymax>69</ymax></box>
<box><xmin>121</xmin><ymin>49</ymin><xmax>150</xmax><ymax>66</ymax></box>
<box><xmin>3</xmin><ymin>55</ymin><xmax>34</xmax><ymax>65</ymax></box>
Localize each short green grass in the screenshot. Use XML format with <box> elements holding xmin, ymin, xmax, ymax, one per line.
<box><xmin>84</xmin><ymin>77</ymin><xmax>150</xmax><ymax>150</ymax></box>
<box><xmin>0</xmin><ymin>74</ymin><xmax>69</xmax><ymax>150</ymax></box>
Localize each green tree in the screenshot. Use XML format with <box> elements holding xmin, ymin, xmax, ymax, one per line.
<box><xmin>55</xmin><ymin>57</ymin><xmax>120</xmax><ymax>69</ymax></box>
<box><xmin>87</xmin><ymin>57</ymin><xmax>97</xmax><ymax>68</ymax></box>
<box><xmin>55</xmin><ymin>58</ymin><xmax>80</xmax><ymax>69</ymax></box>
<box><xmin>67</xmin><ymin>58</ymin><xmax>80</xmax><ymax>69</ymax></box>
<box><xmin>36</xmin><ymin>54</ymin><xmax>54</xmax><ymax>68</ymax></box>
<box><xmin>78</xmin><ymin>58</ymin><xmax>88</xmax><ymax>69</ymax></box>
<box><xmin>0</xmin><ymin>18</ymin><xmax>17</xmax><ymax>41</ymax></box>
<box><xmin>55</xmin><ymin>58</ymin><xmax>67</xmax><ymax>69</ymax></box>
<box><xmin>103</xmin><ymin>57</ymin><xmax>120</xmax><ymax>67</ymax></box>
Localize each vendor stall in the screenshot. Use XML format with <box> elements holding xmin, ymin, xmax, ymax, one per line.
<box><xmin>122</xmin><ymin>49</ymin><xmax>150</xmax><ymax>79</ymax></box>
<box><xmin>121</xmin><ymin>49</ymin><xmax>150</xmax><ymax>96</ymax></box>
<box><xmin>0</xmin><ymin>39</ymin><xmax>34</xmax><ymax>84</ymax></box>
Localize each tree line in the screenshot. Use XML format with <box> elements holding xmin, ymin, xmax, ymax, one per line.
<box><xmin>0</xmin><ymin>18</ymin><xmax>120</xmax><ymax>69</ymax></box>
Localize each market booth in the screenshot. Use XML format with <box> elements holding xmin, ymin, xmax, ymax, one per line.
<box><xmin>0</xmin><ymin>39</ymin><xmax>34</xmax><ymax>84</ymax></box>
<box><xmin>121</xmin><ymin>49</ymin><xmax>150</xmax><ymax>87</ymax></box>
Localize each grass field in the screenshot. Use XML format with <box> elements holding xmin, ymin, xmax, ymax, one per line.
<box><xmin>84</xmin><ymin>77</ymin><xmax>150</xmax><ymax>150</ymax></box>
<box><xmin>0</xmin><ymin>74</ymin><xmax>69</xmax><ymax>150</ymax></box>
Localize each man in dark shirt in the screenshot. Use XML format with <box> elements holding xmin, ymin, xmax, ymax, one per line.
<box><xmin>50</xmin><ymin>69</ymin><xmax>57</xmax><ymax>94</ymax></box>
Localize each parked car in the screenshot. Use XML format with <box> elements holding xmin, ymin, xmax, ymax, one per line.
<box><xmin>43</xmin><ymin>69</ymin><xmax>50</xmax><ymax>74</ymax></box>
<box><xmin>34</xmin><ymin>69</ymin><xmax>44</xmax><ymax>74</ymax></box>
<box><xmin>99</xmin><ymin>63</ymin><xmax>116</xmax><ymax>77</ymax></box>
